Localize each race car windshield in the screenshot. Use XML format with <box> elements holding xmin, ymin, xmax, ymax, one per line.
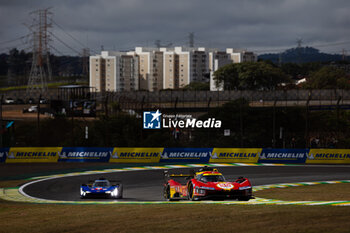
<box><xmin>200</xmin><ymin>175</ymin><xmax>225</xmax><ymax>182</ymax></box>
<box><xmin>93</xmin><ymin>181</ymin><xmax>110</xmax><ymax>187</ymax></box>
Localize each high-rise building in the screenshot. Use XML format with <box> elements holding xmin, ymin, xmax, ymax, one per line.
<box><xmin>162</xmin><ymin>48</ymin><xmax>178</xmax><ymax>89</ymax></box>
<box><xmin>209</xmin><ymin>50</ymin><xmax>231</xmax><ymax>91</ymax></box>
<box><xmin>89</xmin><ymin>47</ymin><xmax>256</xmax><ymax>92</ymax></box>
<box><xmin>226</xmin><ymin>48</ymin><xmax>257</xmax><ymax>63</ymax></box>
<box><xmin>89</xmin><ymin>51</ymin><xmax>139</xmax><ymax>92</ymax></box>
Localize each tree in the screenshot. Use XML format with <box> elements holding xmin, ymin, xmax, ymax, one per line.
<box><xmin>303</xmin><ymin>66</ymin><xmax>350</xmax><ymax>89</ymax></box>
<box><xmin>183</xmin><ymin>81</ymin><xmax>209</xmax><ymax>90</ymax></box>
<box><xmin>213</xmin><ymin>61</ymin><xmax>290</xmax><ymax>90</ymax></box>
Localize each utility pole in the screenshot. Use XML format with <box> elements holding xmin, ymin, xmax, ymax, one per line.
<box><xmin>26</xmin><ymin>8</ymin><xmax>53</xmax><ymax>98</ymax></box>
<box><xmin>189</xmin><ymin>32</ymin><xmax>194</xmax><ymax>48</ymax></box>
<box><xmin>82</xmin><ymin>48</ymin><xmax>90</xmax><ymax>78</ymax></box>
<box><xmin>296</xmin><ymin>38</ymin><xmax>303</xmax><ymax>64</ymax></box>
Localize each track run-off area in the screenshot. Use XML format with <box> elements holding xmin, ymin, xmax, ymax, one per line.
<box><xmin>1</xmin><ymin>163</ymin><xmax>350</xmax><ymax>206</ymax></box>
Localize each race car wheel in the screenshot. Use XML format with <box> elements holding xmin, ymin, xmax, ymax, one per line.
<box><xmin>187</xmin><ymin>183</ymin><xmax>195</xmax><ymax>201</ymax></box>
<box><xmin>164</xmin><ymin>184</ymin><xmax>171</xmax><ymax>201</ymax></box>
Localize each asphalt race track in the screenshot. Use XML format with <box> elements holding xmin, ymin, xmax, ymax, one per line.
<box><xmin>23</xmin><ymin>165</ymin><xmax>350</xmax><ymax>202</ymax></box>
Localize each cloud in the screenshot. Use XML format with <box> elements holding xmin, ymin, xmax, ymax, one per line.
<box><xmin>0</xmin><ymin>0</ymin><xmax>349</xmax><ymax>55</ymax></box>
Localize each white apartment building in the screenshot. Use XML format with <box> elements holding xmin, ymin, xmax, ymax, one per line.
<box><xmin>90</xmin><ymin>51</ymin><xmax>139</xmax><ymax>92</ymax></box>
<box><xmin>90</xmin><ymin>47</ymin><xmax>256</xmax><ymax>92</ymax></box>
<box><xmin>226</xmin><ymin>48</ymin><xmax>257</xmax><ymax>63</ymax></box>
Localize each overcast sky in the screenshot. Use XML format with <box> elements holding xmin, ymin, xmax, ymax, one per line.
<box><xmin>0</xmin><ymin>0</ymin><xmax>349</xmax><ymax>55</ymax></box>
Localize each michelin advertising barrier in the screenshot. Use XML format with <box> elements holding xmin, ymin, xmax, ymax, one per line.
<box><xmin>58</xmin><ymin>147</ymin><xmax>112</xmax><ymax>162</ymax></box>
<box><xmin>109</xmin><ymin>147</ymin><xmax>163</xmax><ymax>163</ymax></box>
<box><xmin>0</xmin><ymin>148</ymin><xmax>9</xmax><ymax>163</ymax></box>
<box><xmin>258</xmin><ymin>149</ymin><xmax>309</xmax><ymax>163</ymax></box>
<box><xmin>2</xmin><ymin>147</ymin><xmax>350</xmax><ymax>164</ymax></box>
<box><xmin>209</xmin><ymin>148</ymin><xmax>260</xmax><ymax>163</ymax></box>
<box><xmin>306</xmin><ymin>149</ymin><xmax>350</xmax><ymax>164</ymax></box>
<box><xmin>5</xmin><ymin>147</ymin><xmax>61</xmax><ymax>163</ymax></box>
<box><xmin>160</xmin><ymin>148</ymin><xmax>212</xmax><ymax>163</ymax></box>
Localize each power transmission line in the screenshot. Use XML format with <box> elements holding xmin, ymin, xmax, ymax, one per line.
<box><xmin>49</xmin><ymin>31</ymin><xmax>82</xmax><ymax>55</ymax></box>
<box><xmin>0</xmin><ymin>35</ymin><xmax>28</xmax><ymax>45</ymax></box>
<box><xmin>52</xmin><ymin>20</ymin><xmax>85</xmax><ymax>48</ymax></box>
<box><xmin>51</xmin><ymin>19</ymin><xmax>98</xmax><ymax>54</ymax></box>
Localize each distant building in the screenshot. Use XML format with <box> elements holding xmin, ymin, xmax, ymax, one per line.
<box><xmin>90</xmin><ymin>51</ymin><xmax>139</xmax><ymax>92</ymax></box>
<box><xmin>89</xmin><ymin>47</ymin><xmax>256</xmax><ymax>92</ymax></box>
<box><xmin>209</xmin><ymin>50</ymin><xmax>231</xmax><ymax>91</ymax></box>
<box><xmin>226</xmin><ymin>48</ymin><xmax>258</xmax><ymax>63</ymax></box>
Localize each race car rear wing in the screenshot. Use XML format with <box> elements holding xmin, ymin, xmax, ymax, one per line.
<box><xmin>164</xmin><ymin>166</ymin><xmax>219</xmax><ymax>180</ymax></box>
<box><xmin>83</xmin><ymin>179</ymin><xmax>122</xmax><ymax>187</ymax></box>
<box><xmin>164</xmin><ymin>170</ymin><xmax>194</xmax><ymax>181</ymax></box>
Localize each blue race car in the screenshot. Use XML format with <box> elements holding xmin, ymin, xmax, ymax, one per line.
<box><xmin>80</xmin><ymin>178</ymin><xmax>123</xmax><ymax>199</ymax></box>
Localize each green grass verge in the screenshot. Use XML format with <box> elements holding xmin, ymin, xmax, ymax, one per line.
<box><xmin>0</xmin><ymin>201</ymin><xmax>349</xmax><ymax>233</ymax></box>
<box><xmin>255</xmin><ymin>183</ymin><xmax>350</xmax><ymax>201</ymax></box>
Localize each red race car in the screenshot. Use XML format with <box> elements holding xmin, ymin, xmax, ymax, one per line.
<box><xmin>163</xmin><ymin>166</ymin><xmax>253</xmax><ymax>201</ymax></box>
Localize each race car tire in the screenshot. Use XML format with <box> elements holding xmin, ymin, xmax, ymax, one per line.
<box><xmin>164</xmin><ymin>184</ymin><xmax>171</xmax><ymax>201</ymax></box>
<box><xmin>118</xmin><ymin>184</ymin><xmax>123</xmax><ymax>199</ymax></box>
<box><xmin>187</xmin><ymin>182</ymin><xmax>196</xmax><ymax>201</ymax></box>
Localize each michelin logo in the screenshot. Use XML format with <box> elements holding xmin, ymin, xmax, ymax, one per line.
<box><xmin>0</xmin><ymin>152</ymin><xmax>7</xmax><ymax>158</ymax></box>
<box><xmin>8</xmin><ymin>152</ymin><xmax>15</xmax><ymax>159</ymax></box>
<box><xmin>210</xmin><ymin>152</ymin><xmax>218</xmax><ymax>159</ymax></box>
<box><xmin>143</xmin><ymin>110</ymin><xmax>161</xmax><ymax>129</ymax></box>
<box><xmin>161</xmin><ymin>152</ymin><xmax>208</xmax><ymax>159</ymax></box>
<box><xmin>111</xmin><ymin>152</ymin><xmax>118</xmax><ymax>159</ymax></box>
<box><xmin>59</xmin><ymin>152</ymin><xmax>109</xmax><ymax>158</ymax></box>
<box><xmin>210</xmin><ymin>152</ymin><xmax>258</xmax><ymax>159</ymax></box>
<box><xmin>112</xmin><ymin>152</ymin><xmax>159</xmax><ymax>159</ymax></box>
<box><xmin>260</xmin><ymin>152</ymin><xmax>306</xmax><ymax>160</ymax></box>
<box><xmin>309</xmin><ymin>153</ymin><xmax>350</xmax><ymax>160</ymax></box>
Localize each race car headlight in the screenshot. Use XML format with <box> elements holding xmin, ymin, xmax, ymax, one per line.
<box><xmin>106</xmin><ymin>191</ymin><xmax>112</xmax><ymax>194</ymax></box>
<box><xmin>239</xmin><ymin>186</ymin><xmax>251</xmax><ymax>190</ymax></box>
<box><xmin>111</xmin><ymin>188</ymin><xmax>119</xmax><ymax>197</ymax></box>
